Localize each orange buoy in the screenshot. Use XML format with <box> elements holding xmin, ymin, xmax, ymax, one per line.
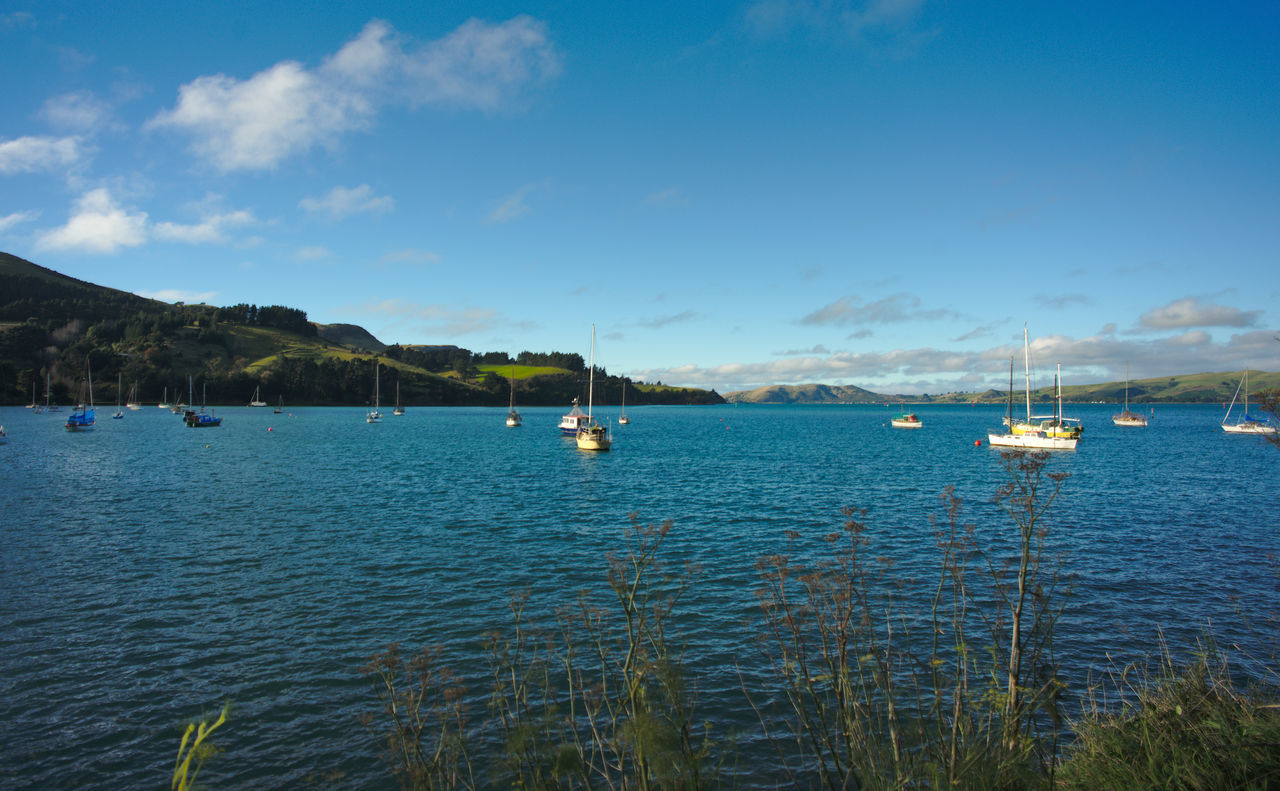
<box><xmin>974</xmin><ymin>439</ymin><xmax>981</xmax><ymax>446</ymax></box>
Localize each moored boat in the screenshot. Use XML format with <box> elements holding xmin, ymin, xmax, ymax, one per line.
<box><xmin>65</xmin><ymin>364</ymin><xmax>96</xmax><ymax>432</ymax></box>
<box><xmin>1222</xmin><ymin>369</ymin><xmax>1277</xmax><ymax>435</ymax></box>
<box><xmin>989</xmin><ymin>328</ymin><xmax>1076</xmax><ymax>450</ymax></box>
<box><xmin>576</xmin><ymin>325</ymin><xmax>611</xmax><ymax>452</ymax></box>
<box><xmin>1112</xmin><ymin>364</ymin><xmax>1148</xmax><ymax>427</ymax></box>
<box><xmin>558</xmin><ymin>397</ymin><xmax>589</xmax><ymax>435</ymax></box>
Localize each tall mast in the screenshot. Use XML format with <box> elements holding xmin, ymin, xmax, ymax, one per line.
<box><xmin>1023</xmin><ymin>325</ymin><xmax>1031</xmax><ymax>421</ymax></box>
<box><xmin>587</xmin><ymin>324</ymin><xmax>596</xmax><ymax>420</ymax></box>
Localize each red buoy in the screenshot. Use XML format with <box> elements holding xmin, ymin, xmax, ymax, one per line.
<box><xmin>974</xmin><ymin>439</ymin><xmax>981</xmax><ymax>446</ymax></box>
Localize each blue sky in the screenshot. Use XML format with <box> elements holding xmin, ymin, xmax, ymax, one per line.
<box><xmin>2</xmin><ymin>1</ymin><xmax>1277</xmax><ymax>394</ymax></box>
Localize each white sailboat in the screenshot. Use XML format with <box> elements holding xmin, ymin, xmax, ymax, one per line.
<box><xmin>576</xmin><ymin>325</ymin><xmax>611</xmax><ymax>451</ymax></box>
<box><xmin>1222</xmin><ymin>369</ymin><xmax>1277</xmax><ymax>435</ymax></box>
<box><xmin>506</xmin><ymin>365</ymin><xmax>521</xmax><ymax>426</ymax></box>
<box><xmin>366</xmin><ymin>360</ymin><xmax>383</xmax><ymax>423</ymax></box>
<box><xmin>275</xmin><ymin>395</ymin><xmax>284</xmax><ymax>414</ymax></box>
<box><xmin>394</xmin><ymin>379</ymin><xmax>405</xmax><ymax>416</ymax></box>
<box><xmin>989</xmin><ymin>327</ymin><xmax>1077</xmax><ymax>450</ymax></box>
<box><xmin>1112</xmin><ymin>364</ymin><xmax>1148</xmax><ymax>427</ymax></box>
<box><xmin>617</xmin><ymin>382</ymin><xmax>629</xmax><ymax>425</ymax></box>
<box><xmin>126</xmin><ymin>382</ymin><xmax>142</xmax><ymax>410</ymax></box>
<box><xmin>158</xmin><ymin>386</ymin><xmax>170</xmax><ymax>409</ymax></box>
<box><xmin>247</xmin><ymin>386</ymin><xmax>268</xmax><ymax>407</ymax></box>
<box><xmin>113</xmin><ymin>373</ymin><xmax>125</xmax><ymax>419</ymax></box>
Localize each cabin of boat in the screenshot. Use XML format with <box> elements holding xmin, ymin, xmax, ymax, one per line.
<box><xmin>890</xmin><ymin>412</ymin><xmax>922</xmax><ymax>428</ymax></box>
<box><xmin>988</xmin><ymin>429</ymin><xmax>1077</xmax><ymax>450</ymax></box>
<box><xmin>507</xmin><ymin>409</ymin><xmax>521</xmax><ymax>427</ymax></box>
<box><xmin>558</xmin><ymin>398</ymin><xmax>589</xmax><ymax>435</ymax></box>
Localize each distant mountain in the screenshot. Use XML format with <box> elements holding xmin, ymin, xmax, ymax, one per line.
<box><xmin>725</xmin><ymin>383</ymin><xmax>892</xmax><ymax>404</ymax></box>
<box><xmin>725</xmin><ymin>371</ymin><xmax>1280</xmax><ymax>405</ymax></box>
<box><xmin>315</xmin><ymin>323</ymin><xmax>386</xmax><ymax>351</ymax></box>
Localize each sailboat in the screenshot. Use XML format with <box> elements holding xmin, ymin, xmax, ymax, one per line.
<box><xmin>113</xmin><ymin>373</ymin><xmax>125</xmax><ymax>419</ymax></box>
<box><xmin>617</xmin><ymin>382</ymin><xmax>630</xmax><ymax>425</ymax></box>
<box><xmin>394</xmin><ymin>379</ymin><xmax>405</xmax><ymax>416</ymax></box>
<box><xmin>158</xmin><ymin>386</ymin><xmax>170</xmax><ymax>409</ymax></box>
<box><xmin>274</xmin><ymin>395</ymin><xmax>284</xmax><ymax>414</ymax></box>
<box><xmin>989</xmin><ymin>328</ymin><xmax>1077</xmax><ymax>450</ymax></box>
<box><xmin>247</xmin><ymin>386</ymin><xmax>268</xmax><ymax>407</ymax></box>
<box><xmin>1112</xmin><ymin>364</ymin><xmax>1148</xmax><ymax>427</ymax></box>
<box><xmin>45</xmin><ymin>372</ymin><xmax>60</xmax><ymax>412</ymax></box>
<box><xmin>183</xmin><ymin>377</ymin><xmax>222</xmax><ymax>427</ymax></box>
<box><xmin>576</xmin><ymin>325</ymin><xmax>612</xmax><ymax>451</ymax></box>
<box><xmin>506</xmin><ymin>366</ymin><xmax>521</xmax><ymax>426</ymax></box>
<box><xmin>1222</xmin><ymin>369</ymin><xmax>1277</xmax><ymax>435</ymax></box>
<box><xmin>65</xmin><ymin>362</ymin><xmax>95</xmax><ymax>431</ymax></box>
<box><xmin>126</xmin><ymin>382</ymin><xmax>142</xmax><ymax>410</ymax></box>
<box><xmin>28</xmin><ymin>380</ymin><xmax>43</xmax><ymax>413</ymax></box>
<box><xmin>366</xmin><ymin>360</ymin><xmax>382</xmax><ymax>423</ymax></box>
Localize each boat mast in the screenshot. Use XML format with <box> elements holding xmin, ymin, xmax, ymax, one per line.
<box><xmin>1023</xmin><ymin>325</ymin><xmax>1031</xmax><ymax>421</ymax></box>
<box><xmin>1055</xmin><ymin>364</ymin><xmax>1062</xmax><ymax>424</ymax></box>
<box><xmin>587</xmin><ymin>324</ymin><xmax>596</xmax><ymax>421</ymax></box>
<box><xmin>1007</xmin><ymin>355</ymin><xmax>1014</xmax><ymax>425</ymax></box>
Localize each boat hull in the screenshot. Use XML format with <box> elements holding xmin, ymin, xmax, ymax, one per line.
<box><xmin>988</xmin><ymin>431</ymin><xmax>1077</xmax><ymax>450</ymax></box>
<box><xmin>1222</xmin><ymin>422</ymin><xmax>1278</xmax><ymax>435</ymax></box>
<box><xmin>1112</xmin><ymin>413</ymin><xmax>1148</xmax><ymax>427</ymax></box>
<box><xmin>576</xmin><ymin>426</ymin><xmax>611</xmax><ymax>451</ymax></box>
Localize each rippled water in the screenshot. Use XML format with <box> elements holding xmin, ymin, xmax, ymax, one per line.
<box><xmin>2</xmin><ymin>403</ymin><xmax>1277</xmax><ymax>788</ymax></box>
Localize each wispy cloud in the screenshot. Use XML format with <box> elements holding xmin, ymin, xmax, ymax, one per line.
<box><xmin>135</xmin><ymin>288</ymin><xmax>219</xmax><ymax>304</ymax></box>
<box><xmin>800</xmin><ymin>292</ymin><xmax>952</xmax><ymax>326</ymax></box>
<box><xmin>39</xmin><ymin>91</ymin><xmax>111</xmax><ymax>133</ymax></box>
<box><xmin>0</xmin><ymin>135</ymin><xmax>85</xmax><ymax>174</ymax></box>
<box><xmin>745</xmin><ymin>0</ymin><xmax>936</xmax><ymax>54</ymax></box>
<box><xmin>487</xmin><ymin>184</ymin><xmax>536</xmax><ymax>224</ymax></box>
<box><xmin>636</xmin><ymin>311</ymin><xmax>699</xmax><ymax>329</ymax></box>
<box><xmin>147</xmin><ymin>17</ymin><xmax>560</xmax><ymax>172</ymax></box>
<box><xmin>296</xmin><ymin>245</ymin><xmax>332</xmax><ymax>261</ymax></box>
<box><xmin>643</xmin><ymin>187</ymin><xmax>689</xmax><ymax>208</ymax></box>
<box><xmin>300</xmin><ymin>184</ymin><xmax>394</xmax><ymax>217</ymax></box>
<box><xmin>352</xmin><ymin>298</ymin><xmax>499</xmax><ymax>336</ymax></box>
<box><xmin>35</xmin><ymin>188</ymin><xmax>147</xmax><ymax>254</ymax></box>
<box><xmin>1035</xmin><ymin>292</ymin><xmax>1090</xmax><ymax>310</ymax></box>
<box><xmin>0</xmin><ymin>210</ymin><xmax>40</xmax><ymax>233</ymax></box>
<box><xmin>153</xmin><ymin>208</ymin><xmax>256</xmax><ymax>244</ymax></box>
<box><xmin>379</xmin><ymin>248</ymin><xmax>441</xmax><ymax>266</ymax></box>
<box><xmin>1139</xmin><ymin>297</ymin><xmax>1261</xmax><ymax>330</ymax></box>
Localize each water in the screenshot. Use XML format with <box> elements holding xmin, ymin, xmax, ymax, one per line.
<box><xmin>1</xmin><ymin>403</ymin><xmax>1277</xmax><ymax>788</ymax></box>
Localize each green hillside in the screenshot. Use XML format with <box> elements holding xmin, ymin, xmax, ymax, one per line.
<box><xmin>0</xmin><ymin>252</ymin><xmax>724</xmax><ymax>407</ymax></box>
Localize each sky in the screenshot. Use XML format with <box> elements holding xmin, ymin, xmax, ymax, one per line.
<box><xmin>2</xmin><ymin>1</ymin><xmax>1278</xmax><ymax>395</ymax></box>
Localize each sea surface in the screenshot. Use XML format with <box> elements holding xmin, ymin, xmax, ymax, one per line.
<box><xmin>1</xmin><ymin>402</ymin><xmax>1278</xmax><ymax>788</ymax></box>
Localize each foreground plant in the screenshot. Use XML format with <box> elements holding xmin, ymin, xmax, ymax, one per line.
<box><xmin>172</xmin><ymin>703</ymin><xmax>230</xmax><ymax>791</ymax></box>
<box><xmin>750</xmin><ymin>449</ymin><xmax>1071</xmax><ymax>789</ymax></box>
<box><xmin>1059</xmin><ymin>636</ymin><xmax>1280</xmax><ymax>789</ymax></box>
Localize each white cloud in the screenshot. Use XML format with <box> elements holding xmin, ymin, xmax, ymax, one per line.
<box><xmin>40</xmin><ymin>91</ymin><xmax>111</xmax><ymax>132</ymax></box>
<box><xmin>745</xmin><ymin>0</ymin><xmax>933</xmax><ymax>51</ymax></box>
<box><xmin>135</xmin><ymin>288</ymin><xmax>219</xmax><ymax>303</ymax></box>
<box><xmin>0</xmin><ymin>135</ymin><xmax>84</xmax><ymax>174</ymax></box>
<box><xmin>153</xmin><ymin>209</ymin><xmax>255</xmax><ymax>244</ymax></box>
<box><xmin>1139</xmin><ymin>297</ymin><xmax>1261</xmax><ymax>329</ymax></box>
<box><xmin>35</xmin><ymin>188</ymin><xmax>147</xmax><ymax>254</ymax></box>
<box><xmin>300</xmin><ymin>184</ymin><xmax>394</xmax><ymax>217</ymax></box>
<box><xmin>0</xmin><ymin>210</ymin><xmax>40</xmax><ymax>233</ymax></box>
<box><xmin>147</xmin><ymin>17</ymin><xmax>559</xmax><ymax>172</ymax></box>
